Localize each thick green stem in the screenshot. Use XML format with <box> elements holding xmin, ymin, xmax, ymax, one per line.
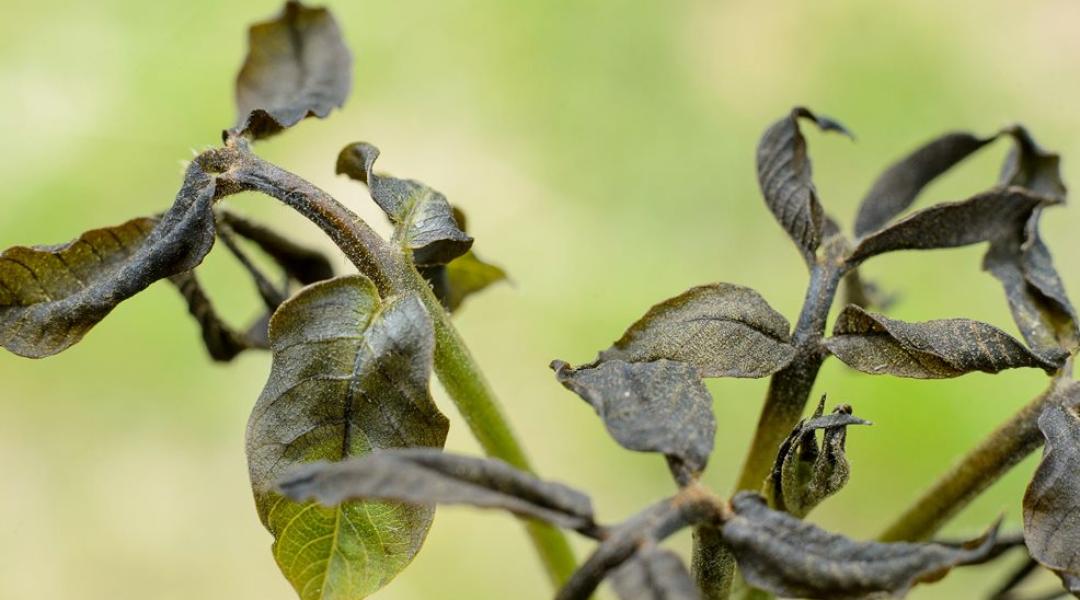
<box><xmin>692</xmin><ymin>525</ymin><xmax>735</xmax><ymax>599</ymax></box>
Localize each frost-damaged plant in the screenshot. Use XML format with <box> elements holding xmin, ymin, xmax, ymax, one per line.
<box><xmin>3</xmin><ymin>3</ymin><xmax>1079</xmax><ymax>600</ymax></box>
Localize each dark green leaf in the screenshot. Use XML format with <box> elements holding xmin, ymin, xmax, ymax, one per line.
<box><xmin>336</xmin><ymin>142</ymin><xmax>473</xmax><ymax>265</ymax></box>
<box><xmin>723</xmin><ymin>492</ymin><xmax>1000</xmax><ymax>599</ymax></box>
<box><xmin>765</xmin><ymin>396</ymin><xmax>870</xmax><ymax>518</ymax></box>
<box><xmin>1000</xmin><ymin>125</ymin><xmax>1067</xmax><ymax>203</ymax></box>
<box><xmin>597</xmin><ymin>283</ymin><xmax>795</xmax><ymax>378</ymax></box>
<box><xmin>0</xmin><ymin>165</ymin><xmax>217</xmax><ymax>358</ymax></box>
<box><xmin>551</xmin><ymin>359</ymin><xmax>716</xmax><ymax>481</ymax></box>
<box><xmin>219</xmin><ymin>210</ymin><xmax>335</xmax><ymax>284</ymax></box>
<box><xmin>756</xmin><ymin>107</ymin><xmax>852</xmax><ymax>266</ymax></box>
<box><xmin>854</xmin><ymin>132</ymin><xmax>993</xmax><ymax>237</ymax></box>
<box><xmin>277</xmin><ymin>448</ymin><xmax>595</xmax><ymax>532</ymax></box>
<box><xmin>612</xmin><ymin>547</ymin><xmax>701</xmax><ymax>600</ymax></box>
<box><xmin>246</xmin><ymin>275</ymin><xmax>449</xmax><ymax>599</ymax></box>
<box><xmin>233</xmin><ymin>1</ymin><xmax>352</xmax><ymax>140</ymax></box>
<box><xmin>1023</xmin><ymin>380</ymin><xmax>1080</xmax><ymax>595</ymax></box>
<box><xmin>824</xmin><ymin>305</ymin><xmax>1060</xmax><ymax>378</ymax></box>
<box><xmin>420</xmin><ymin>249</ymin><xmax>507</xmax><ymax>312</ymax></box>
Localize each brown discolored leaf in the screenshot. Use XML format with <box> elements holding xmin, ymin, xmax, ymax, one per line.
<box><xmin>0</xmin><ymin>165</ymin><xmax>217</xmax><ymax>358</ymax></box>
<box><xmin>1000</xmin><ymin>125</ymin><xmax>1067</xmax><ymax>203</ymax></box>
<box><xmin>278</xmin><ymin>448</ymin><xmax>595</xmax><ymax>532</ymax></box>
<box><xmin>824</xmin><ymin>305</ymin><xmax>1061</xmax><ymax>378</ymax></box>
<box><xmin>597</xmin><ymin>283</ymin><xmax>795</xmax><ymax>378</ymax></box>
<box><xmin>1023</xmin><ymin>380</ymin><xmax>1080</xmax><ymax>595</ymax></box>
<box><xmin>233</xmin><ymin>1</ymin><xmax>352</xmax><ymax>140</ymax></box>
<box><xmin>418</xmin><ymin>207</ymin><xmax>507</xmax><ymax>312</ymax></box>
<box><xmin>854</xmin><ymin>132</ymin><xmax>994</xmax><ymax>237</ymax></box>
<box><xmin>218</xmin><ymin>210</ymin><xmax>335</xmax><ymax>285</ymax></box>
<box><xmin>246</xmin><ymin>275</ymin><xmax>449</xmax><ymax>599</ymax></box>
<box><xmin>756</xmin><ymin>107</ymin><xmax>852</xmax><ymax>266</ymax></box>
<box><xmin>168</xmin><ymin>270</ymin><xmax>268</xmax><ymax>362</ymax></box>
<box><xmin>842</xmin><ymin>268</ymin><xmax>897</xmax><ymax>312</ymax></box>
<box><xmin>551</xmin><ymin>359</ymin><xmax>716</xmax><ymax>482</ymax></box>
<box><xmin>611</xmin><ymin>547</ymin><xmax>701</xmax><ymax>600</ymax></box>
<box><xmin>723</xmin><ymin>492</ymin><xmax>1000</xmax><ymax>599</ymax></box>
<box><xmin>337</xmin><ymin>142</ymin><xmax>473</xmax><ymax>265</ymax></box>
<box><xmin>765</xmin><ymin>396</ymin><xmax>870</xmax><ymax>518</ymax></box>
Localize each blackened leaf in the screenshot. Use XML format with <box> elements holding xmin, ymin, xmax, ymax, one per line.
<box><xmin>854</xmin><ymin>132</ymin><xmax>994</xmax><ymax>237</ymax></box>
<box><xmin>337</xmin><ymin>142</ymin><xmax>473</xmax><ymax>265</ymax></box>
<box><xmin>723</xmin><ymin>492</ymin><xmax>1000</xmax><ymax>599</ymax></box>
<box><xmin>756</xmin><ymin>107</ymin><xmax>852</xmax><ymax>266</ymax></box>
<box><xmin>1023</xmin><ymin>380</ymin><xmax>1080</xmax><ymax>595</ymax></box>
<box><xmin>169</xmin><ymin>271</ymin><xmax>266</xmax><ymax>362</ymax></box>
<box><xmin>219</xmin><ymin>210</ymin><xmax>335</xmax><ymax>284</ymax></box>
<box><xmin>824</xmin><ymin>305</ymin><xmax>1060</xmax><ymax>378</ymax></box>
<box><xmin>277</xmin><ymin>448</ymin><xmax>595</xmax><ymax>531</ymax></box>
<box><xmin>611</xmin><ymin>547</ymin><xmax>701</xmax><ymax>600</ymax></box>
<box><xmin>1000</xmin><ymin>125</ymin><xmax>1067</xmax><ymax>202</ymax></box>
<box><xmin>0</xmin><ymin>166</ymin><xmax>217</xmax><ymax>358</ymax></box>
<box><xmin>246</xmin><ymin>275</ymin><xmax>449</xmax><ymax>599</ymax></box>
<box><xmin>597</xmin><ymin>283</ymin><xmax>795</xmax><ymax>378</ymax></box>
<box><xmin>234</xmin><ymin>1</ymin><xmax>352</xmax><ymax>140</ymax></box>
<box><xmin>421</xmin><ymin>250</ymin><xmax>508</xmax><ymax>313</ymax></box>
<box><xmin>848</xmin><ymin>188</ymin><xmax>1054</xmax><ymax>266</ymax></box>
<box><xmin>765</xmin><ymin>397</ymin><xmax>870</xmax><ymax>518</ymax></box>
<box><xmin>551</xmin><ymin>359</ymin><xmax>716</xmax><ymax>481</ymax></box>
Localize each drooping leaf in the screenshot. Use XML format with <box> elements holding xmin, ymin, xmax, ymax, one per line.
<box><xmin>765</xmin><ymin>397</ymin><xmax>870</xmax><ymax>518</ymax></box>
<box><xmin>246</xmin><ymin>275</ymin><xmax>449</xmax><ymax>600</ymax></box>
<box><xmin>169</xmin><ymin>270</ymin><xmax>267</xmax><ymax>362</ymax></box>
<box><xmin>854</xmin><ymin>132</ymin><xmax>994</xmax><ymax>237</ymax></box>
<box><xmin>1023</xmin><ymin>380</ymin><xmax>1080</xmax><ymax>595</ymax></box>
<box><xmin>848</xmin><ymin>188</ymin><xmax>1055</xmax><ymax>266</ymax></box>
<box><xmin>420</xmin><ymin>250</ymin><xmax>507</xmax><ymax>312</ymax></box>
<box><xmin>336</xmin><ymin>142</ymin><xmax>472</xmax><ymax>265</ymax></box>
<box><xmin>219</xmin><ymin>210</ymin><xmax>335</xmax><ymax>285</ymax></box>
<box><xmin>277</xmin><ymin>448</ymin><xmax>595</xmax><ymax>532</ymax></box>
<box><xmin>756</xmin><ymin>107</ymin><xmax>852</xmax><ymax>266</ymax></box>
<box><xmin>596</xmin><ymin>283</ymin><xmax>795</xmax><ymax>378</ymax></box>
<box><xmin>0</xmin><ymin>165</ymin><xmax>217</xmax><ymax>358</ymax></box>
<box><xmin>1000</xmin><ymin>125</ymin><xmax>1067</xmax><ymax>202</ymax></box>
<box><xmin>233</xmin><ymin>1</ymin><xmax>352</xmax><ymax>140</ymax></box>
<box><xmin>611</xmin><ymin>547</ymin><xmax>701</xmax><ymax>600</ymax></box>
<box><xmin>551</xmin><ymin>359</ymin><xmax>716</xmax><ymax>481</ymax></box>
<box><xmin>824</xmin><ymin>305</ymin><xmax>1061</xmax><ymax>378</ymax></box>
<box><xmin>722</xmin><ymin>492</ymin><xmax>1000</xmax><ymax>599</ymax></box>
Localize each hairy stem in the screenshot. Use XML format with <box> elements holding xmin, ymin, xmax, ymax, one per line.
<box><xmin>692</xmin><ymin>525</ymin><xmax>735</xmax><ymax>599</ymax></box>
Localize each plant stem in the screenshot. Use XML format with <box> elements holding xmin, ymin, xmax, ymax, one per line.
<box><xmin>692</xmin><ymin>525</ymin><xmax>735</xmax><ymax>599</ymax></box>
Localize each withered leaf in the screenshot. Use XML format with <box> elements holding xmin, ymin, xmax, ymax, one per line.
<box><xmin>765</xmin><ymin>397</ymin><xmax>870</xmax><ymax>518</ymax></box>
<box><xmin>234</xmin><ymin>1</ymin><xmax>352</xmax><ymax>140</ymax></box>
<box><xmin>723</xmin><ymin>492</ymin><xmax>1000</xmax><ymax>599</ymax></box>
<box><xmin>1023</xmin><ymin>380</ymin><xmax>1080</xmax><ymax>595</ymax></box>
<box><xmin>169</xmin><ymin>270</ymin><xmax>267</xmax><ymax>362</ymax></box>
<box><xmin>551</xmin><ymin>359</ymin><xmax>716</xmax><ymax>481</ymax></box>
<box><xmin>336</xmin><ymin>142</ymin><xmax>473</xmax><ymax>265</ymax></box>
<box><xmin>756</xmin><ymin>107</ymin><xmax>852</xmax><ymax>266</ymax></box>
<box><xmin>277</xmin><ymin>448</ymin><xmax>595</xmax><ymax>531</ymax></box>
<box><xmin>597</xmin><ymin>283</ymin><xmax>795</xmax><ymax>378</ymax></box>
<box><xmin>1000</xmin><ymin>125</ymin><xmax>1067</xmax><ymax>202</ymax></box>
<box><xmin>842</xmin><ymin>268</ymin><xmax>897</xmax><ymax>312</ymax></box>
<box><xmin>246</xmin><ymin>275</ymin><xmax>449</xmax><ymax>599</ymax></box>
<box><xmin>824</xmin><ymin>305</ymin><xmax>1060</xmax><ymax>378</ymax></box>
<box><xmin>0</xmin><ymin>165</ymin><xmax>217</xmax><ymax>358</ymax></box>
<box><xmin>219</xmin><ymin>210</ymin><xmax>335</xmax><ymax>285</ymax></box>
<box><xmin>611</xmin><ymin>547</ymin><xmax>701</xmax><ymax>600</ymax></box>
<box><xmin>854</xmin><ymin>132</ymin><xmax>994</xmax><ymax>237</ymax></box>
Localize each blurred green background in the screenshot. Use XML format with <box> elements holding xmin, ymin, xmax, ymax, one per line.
<box><xmin>2</xmin><ymin>0</ymin><xmax>1078</xmax><ymax>598</ymax></box>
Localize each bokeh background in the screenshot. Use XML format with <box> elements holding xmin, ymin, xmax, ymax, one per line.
<box><xmin>2</xmin><ymin>0</ymin><xmax>1079</xmax><ymax>598</ymax></box>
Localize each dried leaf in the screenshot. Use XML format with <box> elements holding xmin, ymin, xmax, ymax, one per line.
<box><xmin>278</xmin><ymin>448</ymin><xmax>595</xmax><ymax>531</ymax></box>
<box><xmin>723</xmin><ymin>492</ymin><xmax>1000</xmax><ymax>599</ymax></box>
<box><xmin>0</xmin><ymin>165</ymin><xmax>217</xmax><ymax>358</ymax></box>
<box><xmin>246</xmin><ymin>275</ymin><xmax>449</xmax><ymax>599</ymax></box>
<box><xmin>337</xmin><ymin>142</ymin><xmax>473</xmax><ymax>265</ymax></box>
<box><xmin>1000</xmin><ymin>125</ymin><xmax>1067</xmax><ymax>203</ymax></box>
<box><xmin>756</xmin><ymin>107</ymin><xmax>852</xmax><ymax>266</ymax></box>
<box><xmin>219</xmin><ymin>210</ymin><xmax>335</xmax><ymax>285</ymax></box>
<box><xmin>597</xmin><ymin>283</ymin><xmax>795</xmax><ymax>378</ymax></box>
<box><xmin>854</xmin><ymin>132</ymin><xmax>994</xmax><ymax>237</ymax></box>
<box><xmin>765</xmin><ymin>397</ymin><xmax>870</xmax><ymax>518</ymax></box>
<box><xmin>842</xmin><ymin>268</ymin><xmax>897</xmax><ymax>312</ymax></box>
<box><xmin>1023</xmin><ymin>380</ymin><xmax>1080</xmax><ymax>595</ymax></box>
<box><xmin>551</xmin><ymin>359</ymin><xmax>716</xmax><ymax>481</ymax></box>
<box><xmin>234</xmin><ymin>1</ymin><xmax>352</xmax><ymax>140</ymax></box>
<box><xmin>612</xmin><ymin>547</ymin><xmax>701</xmax><ymax>600</ymax></box>
<box><xmin>169</xmin><ymin>270</ymin><xmax>266</xmax><ymax>362</ymax></box>
<box><xmin>824</xmin><ymin>305</ymin><xmax>1060</xmax><ymax>378</ymax></box>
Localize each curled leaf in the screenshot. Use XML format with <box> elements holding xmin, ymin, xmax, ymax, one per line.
<box><xmin>611</xmin><ymin>547</ymin><xmax>701</xmax><ymax>600</ymax></box>
<box><xmin>337</xmin><ymin>142</ymin><xmax>472</xmax><ymax>265</ymax></box>
<box><xmin>277</xmin><ymin>448</ymin><xmax>595</xmax><ymax>532</ymax></box>
<box><xmin>756</xmin><ymin>107</ymin><xmax>852</xmax><ymax>266</ymax></box>
<box><xmin>551</xmin><ymin>359</ymin><xmax>716</xmax><ymax>482</ymax></box>
<box><xmin>219</xmin><ymin>210</ymin><xmax>335</xmax><ymax>285</ymax></box>
<box><xmin>0</xmin><ymin>165</ymin><xmax>217</xmax><ymax>358</ymax></box>
<box><xmin>597</xmin><ymin>283</ymin><xmax>795</xmax><ymax>378</ymax></box>
<box><xmin>169</xmin><ymin>270</ymin><xmax>267</xmax><ymax>362</ymax></box>
<box><xmin>1023</xmin><ymin>380</ymin><xmax>1080</xmax><ymax>595</ymax></box>
<box><xmin>824</xmin><ymin>305</ymin><xmax>1060</xmax><ymax>378</ymax></box>
<box><xmin>418</xmin><ymin>207</ymin><xmax>507</xmax><ymax>312</ymax></box>
<box><xmin>234</xmin><ymin>1</ymin><xmax>352</xmax><ymax>139</ymax></box>
<box><xmin>765</xmin><ymin>396</ymin><xmax>870</xmax><ymax>518</ymax></box>
<box><xmin>1000</xmin><ymin>125</ymin><xmax>1067</xmax><ymax>202</ymax></box>
<box><xmin>854</xmin><ymin>132</ymin><xmax>994</xmax><ymax>237</ymax></box>
<box><xmin>723</xmin><ymin>492</ymin><xmax>1000</xmax><ymax>599</ymax></box>
<box><xmin>246</xmin><ymin>275</ymin><xmax>449</xmax><ymax>599</ymax></box>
